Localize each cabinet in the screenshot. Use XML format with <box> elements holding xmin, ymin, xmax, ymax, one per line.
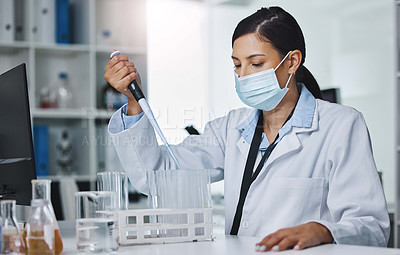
<box><xmin>0</xmin><ymin>0</ymin><xmax>147</xmax><ymax>188</ymax></box>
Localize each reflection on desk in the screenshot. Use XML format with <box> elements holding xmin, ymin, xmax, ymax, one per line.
<box><xmin>59</xmin><ymin>221</ymin><xmax>400</xmax><ymax>255</ymax></box>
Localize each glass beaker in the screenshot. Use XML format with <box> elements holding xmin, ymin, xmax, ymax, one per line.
<box><xmin>26</xmin><ymin>199</ymin><xmax>55</xmax><ymax>255</ymax></box>
<box><xmin>0</xmin><ymin>200</ymin><xmax>25</xmax><ymax>254</ymax></box>
<box><xmin>97</xmin><ymin>171</ymin><xmax>128</xmax><ymax>210</ymax></box>
<box><xmin>31</xmin><ymin>179</ymin><xmax>63</xmax><ymax>254</ymax></box>
<box><xmin>75</xmin><ymin>191</ymin><xmax>118</xmax><ymax>253</ymax></box>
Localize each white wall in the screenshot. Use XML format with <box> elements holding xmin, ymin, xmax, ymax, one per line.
<box><xmin>207</xmin><ymin>0</ymin><xmax>395</xmax><ymax>203</ymax></box>
<box><xmin>146</xmin><ymin>0</ymin><xmax>208</xmax><ymax>143</ymax></box>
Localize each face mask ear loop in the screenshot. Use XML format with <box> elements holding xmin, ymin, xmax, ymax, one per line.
<box><xmin>274</xmin><ymin>51</ymin><xmax>292</xmax><ymax>71</ymax></box>
<box><xmin>284</xmin><ymin>73</ymin><xmax>293</xmax><ymax>89</ymax></box>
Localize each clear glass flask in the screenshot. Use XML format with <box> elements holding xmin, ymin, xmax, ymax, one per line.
<box><xmin>0</xmin><ymin>200</ymin><xmax>25</xmax><ymax>254</ymax></box>
<box><xmin>26</xmin><ymin>199</ymin><xmax>55</xmax><ymax>255</ymax></box>
<box><xmin>31</xmin><ymin>179</ymin><xmax>63</xmax><ymax>254</ymax></box>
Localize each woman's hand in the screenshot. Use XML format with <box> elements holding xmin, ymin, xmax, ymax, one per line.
<box><xmin>255</xmin><ymin>222</ymin><xmax>333</xmax><ymax>252</ymax></box>
<box><xmin>104</xmin><ymin>54</ymin><xmax>143</xmax><ymax>115</ymax></box>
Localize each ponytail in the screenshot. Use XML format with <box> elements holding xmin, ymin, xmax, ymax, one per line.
<box><xmin>296</xmin><ymin>65</ymin><xmax>322</xmax><ymax>99</ymax></box>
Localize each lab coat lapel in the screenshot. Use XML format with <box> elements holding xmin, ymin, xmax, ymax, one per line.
<box><xmin>236</xmin><ymin>136</ymin><xmax>250</xmax><ymax>157</ymax></box>
<box><xmin>257</xmin><ymin>103</ymin><xmax>320</xmax><ymax>179</ymax></box>
<box><xmin>265</xmin><ymin>131</ymin><xmax>302</xmax><ymax>167</ymax></box>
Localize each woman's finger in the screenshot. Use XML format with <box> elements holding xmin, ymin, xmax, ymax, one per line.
<box><xmin>120</xmin><ymin>72</ymin><xmax>138</xmax><ymax>89</ymax></box>
<box><xmin>109</xmin><ymin>54</ymin><xmax>129</xmax><ymax>68</ymax></box>
<box><xmin>115</xmin><ymin>66</ymin><xmax>137</xmax><ymax>79</ymax></box>
<box><xmin>274</xmin><ymin>236</ymin><xmax>297</xmax><ymax>251</ymax></box>
<box><xmin>105</xmin><ymin>55</ymin><xmax>129</xmax><ymax>73</ymax></box>
<box><xmin>261</xmin><ymin>235</ymin><xmax>284</xmax><ymax>252</ymax></box>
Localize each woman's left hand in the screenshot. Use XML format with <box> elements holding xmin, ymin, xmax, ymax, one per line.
<box><xmin>255</xmin><ymin>222</ymin><xmax>333</xmax><ymax>252</ymax></box>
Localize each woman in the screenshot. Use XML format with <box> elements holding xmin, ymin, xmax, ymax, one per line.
<box><xmin>104</xmin><ymin>7</ymin><xmax>389</xmax><ymax>251</ymax></box>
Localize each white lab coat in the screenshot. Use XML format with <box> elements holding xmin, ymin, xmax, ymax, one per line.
<box><xmin>108</xmin><ymin>99</ymin><xmax>390</xmax><ymax>246</ymax></box>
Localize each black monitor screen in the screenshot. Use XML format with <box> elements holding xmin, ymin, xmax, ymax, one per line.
<box><xmin>0</xmin><ymin>64</ymin><xmax>36</xmax><ymax>205</ymax></box>
<box><xmin>321</xmin><ymin>88</ymin><xmax>341</xmax><ymax>104</ymax></box>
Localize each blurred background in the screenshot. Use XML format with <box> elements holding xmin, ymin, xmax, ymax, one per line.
<box><xmin>0</xmin><ymin>0</ymin><xmax>396</xmax><ymax>246</ymax></box>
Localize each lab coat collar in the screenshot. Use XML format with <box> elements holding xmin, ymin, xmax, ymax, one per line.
<box><xmin>235</xmin><ymin>89</ymin><xmax>319</xmax><ymax>157</ymax></box>
<box><xmin>251</xmin><ymin>104</ymin><xmax>319</xmax><ymax>187</ymax></box>
<box><xmin>235</xmin><ymin>84</ymin><xmax>317</xmax><ymax>146</ymax></box>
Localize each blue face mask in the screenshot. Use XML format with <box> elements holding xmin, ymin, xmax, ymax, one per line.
<box><xmin>234</xmin><ymin>51</ymin><xmax>293</xmax><ymax>111</ymax></box>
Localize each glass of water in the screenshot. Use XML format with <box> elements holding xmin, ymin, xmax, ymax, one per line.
<box><xmin>97</xmin><ymin>171</ymin><xmax>128</xmax><ymax>210</ymax></box>
<box><xmin>75</xmin><ymin>191</ymin><xmax>118</xmax><ymax>253</ymax></box>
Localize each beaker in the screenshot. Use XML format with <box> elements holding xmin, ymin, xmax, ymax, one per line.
<box><xmin>0</xmin><ymin>200</ymin><xmax>25</xmax><ymax>254</ymax></box>
<box><xmin>31</xmin><ymin>179</ymin><xmax>63</xmax><ymax>254</ymax></box>
<box><xmin>26</xmin><ymin>199</ymin><xmax>55</xmax><ymax>255</ymax></box>
<box><xmin>75</xmin><ymin>191</ymin><xmax>118</xmax><ymax>253</ymax></box>
<box><xmin>97</xmin><ymin>171</ymin><xmax>128</xmax><ymax>210</ymax></box>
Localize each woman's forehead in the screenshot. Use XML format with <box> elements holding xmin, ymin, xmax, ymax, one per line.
<box><xmin>232</xmin><ymin>33</ymin><xmax>276</xmax><ymax>58</ymax></box>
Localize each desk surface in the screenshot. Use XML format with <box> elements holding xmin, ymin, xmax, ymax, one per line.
<box><xmin>59</xmin><ymin>221</ymin><xmax>400</xmax><ymax>255</ymax></box>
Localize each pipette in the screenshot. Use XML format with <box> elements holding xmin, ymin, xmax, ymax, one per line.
<box><xmin>110</xmin><ymin>50</ymin><xmax>181</xmax><ymax>169</ymax></box>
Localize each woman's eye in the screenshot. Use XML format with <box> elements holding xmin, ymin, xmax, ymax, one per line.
<box><xmin>234</xmin><ymin>64</ymin><xmax>241</xmax><ymax>69</ymax></box>
<box><xmin>252</xmin><ymin>63</ymin><xmax>263</xmax><ymax>67</ymax></box>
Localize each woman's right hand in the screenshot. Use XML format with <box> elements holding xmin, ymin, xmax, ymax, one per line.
<box><xmin>104</xmin><ymin>54</ymin><xmax>143</xmax><ymax>115</ymax></box>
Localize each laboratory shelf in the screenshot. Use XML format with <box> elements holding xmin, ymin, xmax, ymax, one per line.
<box><xmin>0</xmin><ymin>0</ymin><xmax>147</xmax><ymax>218</ymax></box>
<box><xmin>94</xmin><ymin>109</ymin><xmax>115</xmax><ymax>119</ymax></box>
<box><xmin>96</xmin><ymin>46</ymin><xmax>147</xmax><ymax>56</ymax></box>
<box><xmin>34</xmin><ymin>43</ymin><xmax>90</xmax><ymax>54</ymax></box>
<box><xmin>0</xmin><ymin>41</ymin><xmax>30</xmax><ymax>49</ymax></box>
<box><xmin>32</xmin><ymin>109</ymin><xmax>90</xmax><ymax>119</ymax></box>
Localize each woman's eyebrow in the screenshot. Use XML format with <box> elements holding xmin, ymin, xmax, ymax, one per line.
<box><xmin>247</xmin><ymin>54</ymin><xmax>265</xmax><ymax>59</ymax></box>
<box><xmin>231</xmin><ymin>54</ymin><xmax>266</xmax><ymax>60</ymax></box>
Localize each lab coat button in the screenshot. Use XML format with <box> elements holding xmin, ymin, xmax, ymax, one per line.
<box><xmin>242</xmin><ymin>221</ymin><xmax>249</xmax><ymax>228</ymax></box>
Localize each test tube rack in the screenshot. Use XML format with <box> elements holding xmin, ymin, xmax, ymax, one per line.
<box><xmin>117</xmin><ymin>208</ymin><xmax>214</xmax><ymax>245</ymax></box>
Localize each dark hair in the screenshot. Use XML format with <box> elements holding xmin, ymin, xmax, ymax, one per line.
<box><xmin>232</xmin><ymin>7</ymin><xmax>322</xmax><ymax>99</ymax></box>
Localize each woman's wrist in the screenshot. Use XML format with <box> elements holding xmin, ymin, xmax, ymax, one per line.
<box><xmin>312</xmin><ymin>222</ymin><xmax>333</xmax><ymax>244</ymax></box>
<box><xmin>127</xmin><ymin>99</ymin><xmax>143</xmax><ymax>116</ymax></box>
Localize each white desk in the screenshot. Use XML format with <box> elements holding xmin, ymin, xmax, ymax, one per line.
<box><xmin>59</xmin><ymin>221</ymin><xmax>400</xmax><ymax>255</ymax></box>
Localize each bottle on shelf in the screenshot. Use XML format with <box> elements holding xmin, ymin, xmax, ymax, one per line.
<box><xmin>97</xmin><ymin>29</ymin><xmax>112</xmax><ymax>46</ymax></box>
<box><xmin>31</xmin><ymin>179</ymin><xmax>63</xmax><ymax>254</ymax></box>
<box><xmin>102</xmin><ymin>82</ymin><xmax>127</xmax><ymax>110</ymax></box>
<box><xmin>39</xmin><ymin>87</ymin><xmax>57</xmax><ymax>109</ymax></box>
<box><xmin>56</xmin><ymin>129</ymin><xmax>73</xmax><ymax>175</ymax></box>
<box><xmin>56</xmin><ymin>72</ymin><xmax>74</xmax><ymax>109</ymax></box>
<box><xmin>26</xmin><ymin>199</ymin><xmax>55</xmax><ymax>255</ymax></box>
<box><xmin>0</xmin><ymin>200</ymin><xmax>25</xmax><ymax>254</ymax></box>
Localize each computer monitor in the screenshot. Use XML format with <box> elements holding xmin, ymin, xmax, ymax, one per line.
<box><xmin>321</xmin><ymin>88</ymin><xmax>341</xmax><ymax>104</ymax></box>
<box><xmin>0</xmin><ymin>63</ymin><xmax>36</xmax><ymax>205</ymax></box>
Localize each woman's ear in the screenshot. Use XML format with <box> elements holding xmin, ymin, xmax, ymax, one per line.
<box><xmin>287</xmin><ymin>50</ymin><xmax>302</xmax><ymax>74</ymax></box>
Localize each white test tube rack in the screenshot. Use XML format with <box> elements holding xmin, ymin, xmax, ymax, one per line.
<box><xmin>117</xmin><ymin>208</ymin><xmax>214</xmax><ymax>245</ymax></box>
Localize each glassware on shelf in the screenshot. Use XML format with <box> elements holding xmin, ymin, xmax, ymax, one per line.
<box><xmin>0</xmin><ymin>200</ymin><xmax>25</xmax><ymax>254</ymax></box>
<box><xmin>97</xmin><ymin>29</ymin><xmax>112</xmax><ymax>46</ymax></box>
<box><xmin>55</xmin><ymin>72</ymin><xmax>74</xmax><ymax>109</ymax></box>
<box><xmin>97</xmin><ymin>171</ymin><xmax>129</xmax><ymax>210</ymax></box>
<box><xmin>39</xmin><ymin>86</ymin><xmax>57</xmax><ymax>109</ymax></box>
<box><xmin>55</xmin><ymin>129</ymin><xmax>73</xmax><ymax>175</ymax></box>
<box><xmin>26</xmin><ymin>199</ymin><xmax>55</xmax><ymax>255</ymax></box>
<box><xmin>31</xmin><ymin>179</ymin><xmax>63</xmax><ymax>254</ymax></box>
